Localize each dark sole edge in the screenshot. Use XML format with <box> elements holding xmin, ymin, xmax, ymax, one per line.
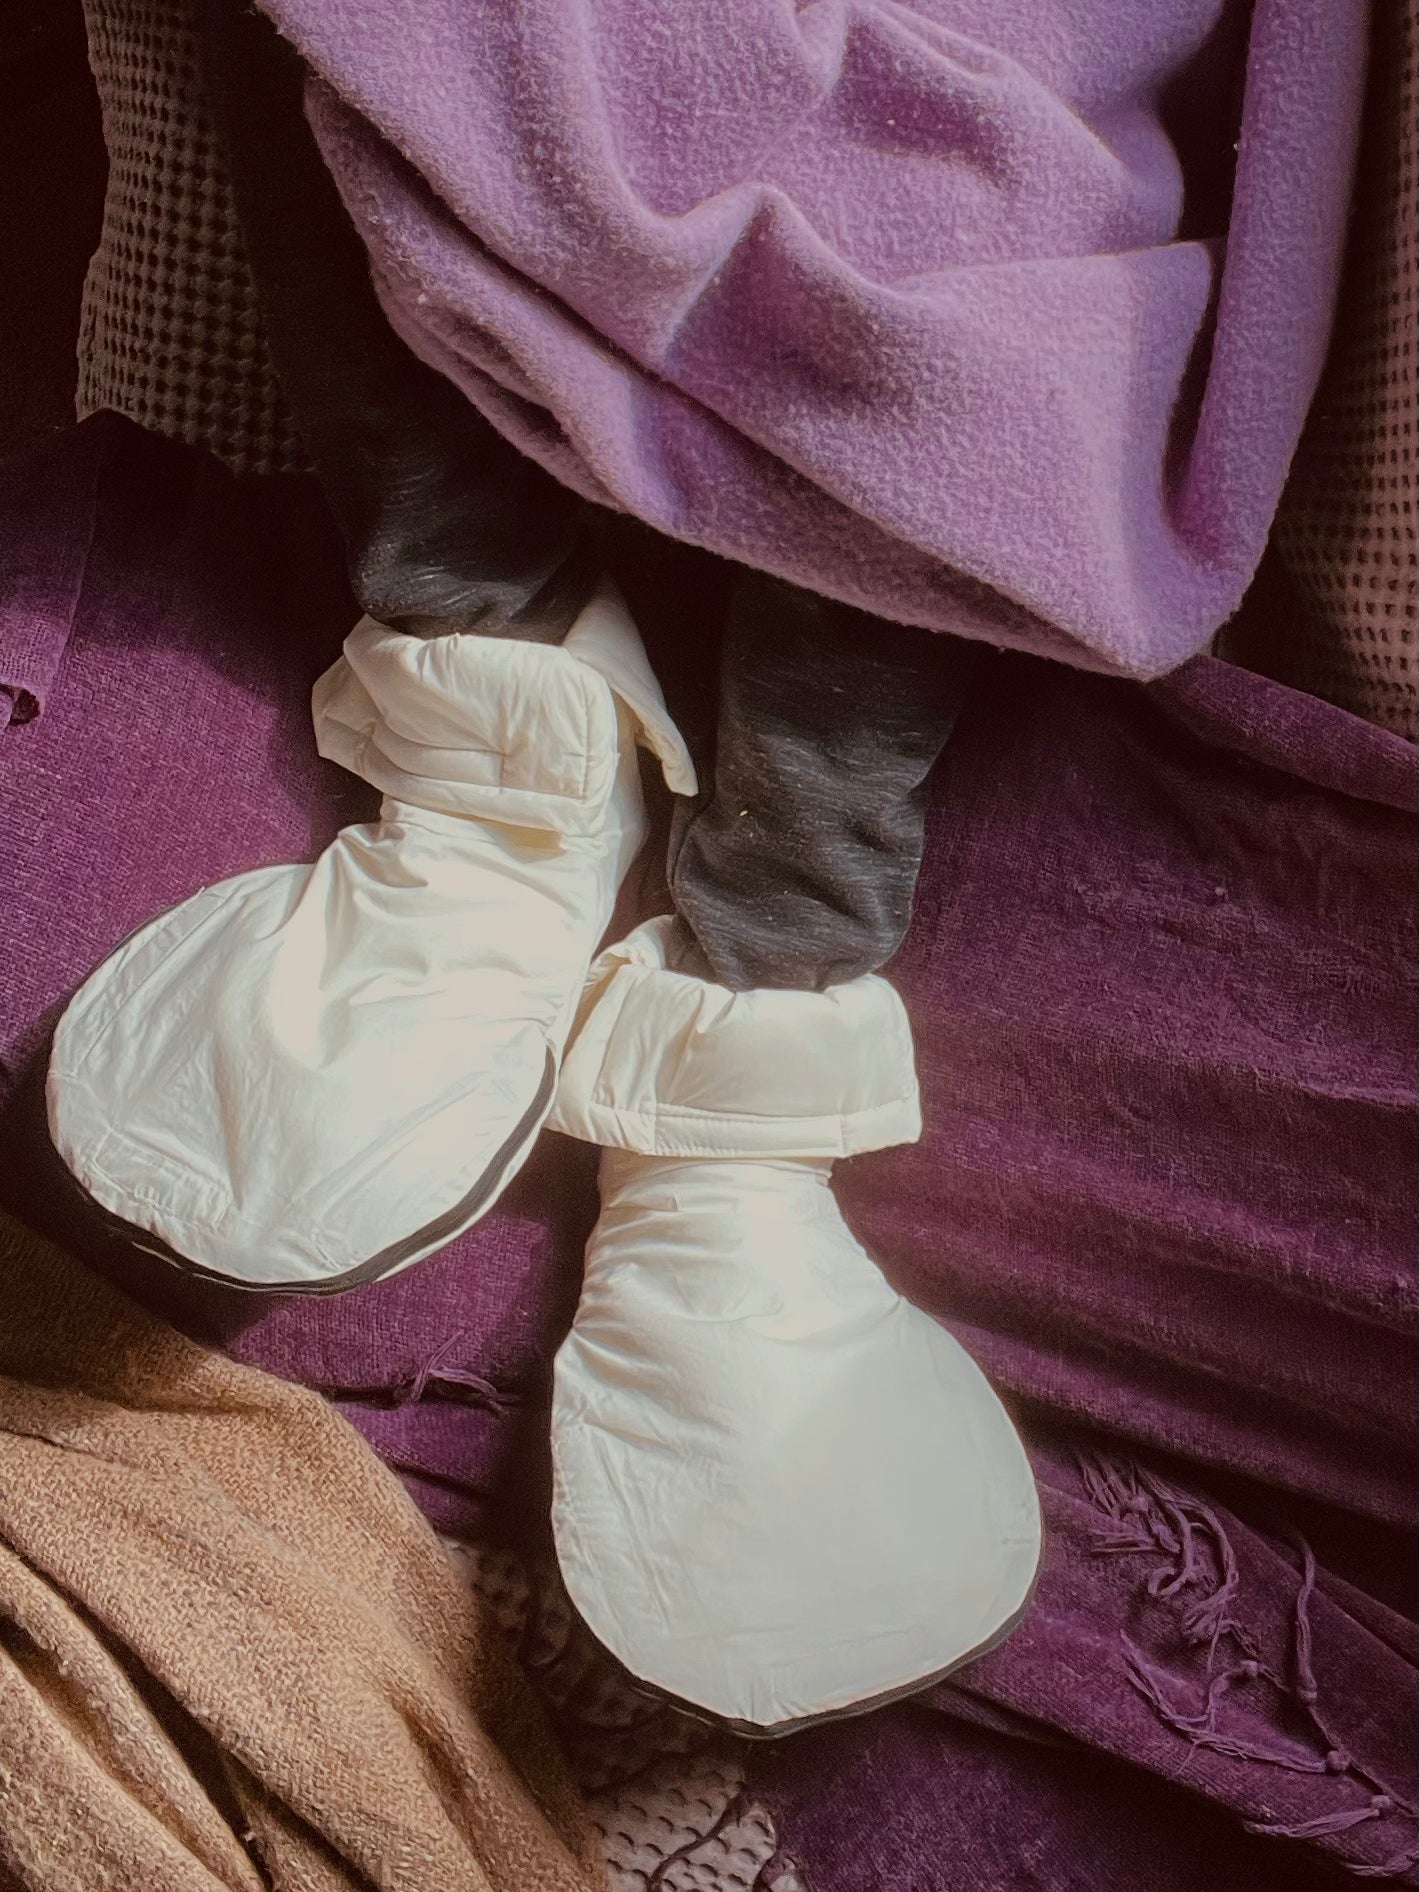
<box><xmin>48</xmin><ymin>1045</ymin><xmax>557</xmax><ymax>1297</ymax></box>
<box><xmin>567</xmin><ymin>1550</ymin><xmax>1044</xmax><ymax>1743</ymax></box>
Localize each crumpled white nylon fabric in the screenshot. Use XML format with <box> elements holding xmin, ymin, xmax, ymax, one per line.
<box><xmin>47</xmin><ymin>582</ymin><xmax>693</xmax><ymax>1290</ymax></box>
<box><xmin>548</xmin><ymin>919</ymin><xmax>1042</xmax><ymax>1731</ymax></box>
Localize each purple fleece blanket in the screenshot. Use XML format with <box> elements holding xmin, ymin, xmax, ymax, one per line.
<box><xmin>254</xmin><ymin>0</ymin><xmax>1367</xmax><ymax>678</ymax></box>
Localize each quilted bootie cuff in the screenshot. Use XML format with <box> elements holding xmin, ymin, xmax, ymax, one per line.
<box><xmin>313</xmin><ymin>577</ymin><xmax>696</xmax><ymax>832</ymax></box>
<box><xmin>548</xmin><ymin>916</ymin><xmax>921</xmax><ymax>1158</ymax></box>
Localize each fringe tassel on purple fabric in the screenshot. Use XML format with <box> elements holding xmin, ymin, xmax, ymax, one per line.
<box><xmin>1079</xmin><ymin>1452</ymin><xmax>1418</xmax><ymax>1877</ymax></box>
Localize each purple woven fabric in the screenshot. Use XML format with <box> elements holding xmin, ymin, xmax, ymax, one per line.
<box><xmin>254</xmin><ymin>0</ymin><xmax>1366</xmax><ymax>678</ymax></box>
<box><xmin>841</xmin><ymin>649</ymin><xmax>1418</xmax><ymax>1530</ymax></box>
<box><xmin>772</xmin><ymin>655</ymin><xmax>1419</xmax><ymax>1884</ymax></box>
<box><xmin>2</xmin><ymin>420</ymin><xmax>1414</xmax><ymax>1882</ymax></box>
<box><xmin>762</xmin><ymin>1449</ymin><xmax>1418</xmax><ymax>1887</ymax></box>
<box><xmin>0</xmin><ymin>415</ymin><xmax>363</xmax><ymax>1086</ymax></box>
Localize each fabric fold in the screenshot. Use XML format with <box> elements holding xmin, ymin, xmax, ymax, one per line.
<box><xmin>0</xmin><ymin>411</ymin><xmax>117</xmax><ymax>728</ymax></box>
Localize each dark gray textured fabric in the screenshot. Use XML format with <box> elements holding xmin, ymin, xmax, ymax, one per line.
<box><xmin>195</xmin><ymin>0</ymin><xmax>969</xmax><ymax>991</ymax></box>
<box><xmin>196</xmin><ymin>0</ymin><xmax>594</xmax><ymax>643</ymax></box>
<box><xmin>670</xmin><ymin>574</ymin><xmax>978</xmax><ymax>990</ymax></box>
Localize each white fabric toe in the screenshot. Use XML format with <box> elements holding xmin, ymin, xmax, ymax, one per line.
<box><xmin>547</xmin><ymin>919</ymin><xmax>1042</xmax><ymax>1732</ymax></box>
<box><xmin>47</xmin><ymin>582</ymin><xmax>693</xmax><ymax>1290</ymax></box>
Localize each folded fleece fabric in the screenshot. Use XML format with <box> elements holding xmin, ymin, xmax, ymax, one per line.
<box><xmin>258</xmin><ymin>0</ymin><xmax>1367</xmax><ymax>678</ymax></box>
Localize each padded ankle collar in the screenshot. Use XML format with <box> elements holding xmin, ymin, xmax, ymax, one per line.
<box><xmin>313</xmin><ymin>579</ymin><xmax>694</xmax><ymax>831</ymax></box>
<box><xmin>549</xmin><ymin>917</ymin><xmax>922</xmax><ymax>1158</ymax></box>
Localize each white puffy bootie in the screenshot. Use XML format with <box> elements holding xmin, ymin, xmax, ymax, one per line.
<box><xmin>47</xmin><ymin>583</ymin><xmax>694</xmax><ymax>1291</ymax></box>
<box><xmin>546</xmin><ymin>917</ymin><xmax>1041</xmax><ymax>1733</ymax></box>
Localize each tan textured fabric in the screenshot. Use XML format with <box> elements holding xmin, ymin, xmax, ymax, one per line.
<box><xmin>76</xmin><ymin>0</ymin><xmax>306</xmax><ymax>475</ymax></box>
<box><xmin>0</xmin><ymin>1210</ymin><xmax>602</xmax><ymax>1892</ymax></box>
<box><xmin>1231</xmin><ymin>0</ymin><xmax>1418</xmax><ymax>737</ymax></box>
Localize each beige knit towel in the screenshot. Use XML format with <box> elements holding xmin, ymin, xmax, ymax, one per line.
<box><xmin>0</xmin><ymin>1209</ymin><xmax>604</xmax><ymax>1892</ymax></box>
